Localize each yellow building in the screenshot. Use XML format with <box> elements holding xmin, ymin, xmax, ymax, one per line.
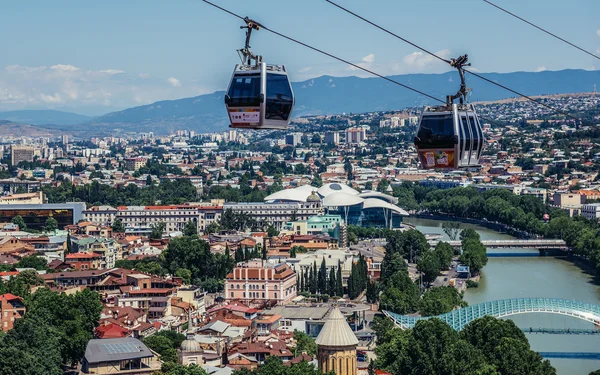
<box><xmin>315</xmin><ymin>306</ymin><xmax>359</xmax><ymax>375</ymax></box>
<box><xmin>0</xmin><ymin>191</ymin><xmax>46</xmax><ymax>205</ymax></box>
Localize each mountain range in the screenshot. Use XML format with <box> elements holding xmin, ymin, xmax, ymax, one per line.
<box><xmin>1</xmin><ymin>69</ymin><xmax>598</xmax><ymax>136</ymax></box>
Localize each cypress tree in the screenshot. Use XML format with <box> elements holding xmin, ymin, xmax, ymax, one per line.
<box><xmin>336</xmin><ymin>265</ymin><xmax>343</xmax><ymax>297</ymax></box>
<box><xmin>66</xmin><ymin>232</ymin><xmax>72</xmax><ymax>254</ymax></box>
<box><xmin>309</xmin><ymin>266</ymin><xmax>316</xmax><ymax>294</ymax></box>
<box><xmin>328</xmin><ymin>266</ymin><xmax>336</xmax><ymax>296</ymax></box>
<box><xmin>318</xmin><ymin>258</ymin><xmax>327</xmax><ymax>294</ymax></box>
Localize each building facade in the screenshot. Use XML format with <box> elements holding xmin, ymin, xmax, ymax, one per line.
<box><xmin>345</xmin><ymin>127</ymin><xmax>366</xmax><ymax>144</ymax></box>
<box><xmin>116</xmin><ymin>205</ymin><xmax>199</xmax><ymax>234</ymax></box>
<box><xmin>11</xmin><ymin>146</ymin><xmax>35</xmax><ymax>165</ymax></box>
<box><xmin>582</xmin><ymin>203</ymin><xmax>600</xmax><ymax>220</ymax></box>
<box><xmin>0</xmin><ymin>293</ymin><xmax>26</xmax><ymax>332</ymax></box>
<box><xmin>83</xmin><ymin>206</ymin><xmax>118</xmax><ymax>226</ymax></box>
<box><xmin>225</xmin><ymin>261</ymin><xmax>297</xmax><ymax>305</ymax></box>
<box><xmin>224</xmin><ymin>202</ymin><xmax>322</xmax><ymax>230</ymax></box>
<box><xmin>316</xmin><ymin>307</ymin><xmax>359</xmax><ymax>375</ymax></box>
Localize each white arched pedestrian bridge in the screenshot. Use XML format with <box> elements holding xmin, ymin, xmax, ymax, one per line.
<box><xmin>384</xmin><ymin>298</ymin><xmax>600</xmax><ymax>331</ymax></box>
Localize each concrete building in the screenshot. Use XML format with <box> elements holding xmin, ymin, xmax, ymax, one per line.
<box><xmin>0</xmin><ymin>293</ymin><xmax>25</xmax><ymax>332</ymax></box>
<box><xmin>124</xmin><ymin>157</ymin><xmax>147</xmax><ymax>171</ymax></box>
<box><xmin>224</xmin><ymin>201</ymin><xmax>322</xmax><ymax>230</ymax></box>
<box><xmin>345</xmin><ymin>127</ymin><xmax>366</xmax><ymax>144</ymax></box>
<box><xmin>325</xmin><ymin>132</ymin><xmax>340</xmax><ymax>145</ymax></box>
<box><xmin>521</xmin><ymin>187</ymin><xmax>548</xmax><ymax>203</ymax></box>
<box><xmin>581</xmin><ymin>203</ymin><xmax>600</xmax><ymax>220</ymax></box>
<box><xmin>0</xmin><ymin>178</ymin><xmax>41</xmax><ymax>194</ymax></box>
<box><xmin>285</xmin><ymin>133</ymin><xmax>303</xmax><ymax>146</ymax></box>
<box><xmin>116</xmin><ymin>205</ymin><xmax>199</xmax><ymax>234</ymax></box>
<box><xmin>0</xmin><ymin>202</ymin><xmax>85</xmax><ymax>230</ymax></box>
<box><xmin>0</xmin><ymin>191</ymin><xmax>46</xmax><ymax>205</ymax></box>
<box><xmin>82</xmin><ymin>337</ymin><xmax>161</xmax><ymax>375</ymax></box>
<box><xmin>553</xmin><ymin>192</ymin><xmax>582</xmax><ymax>207</ymax></box>
<box><xmin>316</xmin><ymin>306</ymin><xmax>359</xmax><ymax>375</ymax></box>
<box><xmin>83</xmin><ymin>205</ymin><xmax>118</xmax><ymax>226</ymax></box>
<box><xmin>11</xmin><ymin>145</ymin><xmax>35</xmax><ymax>165</ymax></box>
<box><xmin>225</xmin><ymin>260</ymin><xmax>297</xmax><ymax>305</ymax></box>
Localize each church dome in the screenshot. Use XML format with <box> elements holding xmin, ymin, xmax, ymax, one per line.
<box><xmin>315</xmin><ymin>306</ymin><xmax>359</xmax><ymax>347</ymax></box>
<box><xmin>180</xmin><ymin>337</ymin><xmax>202</xmax><ymax>353</ymax></box>
<box><xmin>306</xmin><ymin>191</ymin><xmax>321</xmax><ymax>202</ymax></box>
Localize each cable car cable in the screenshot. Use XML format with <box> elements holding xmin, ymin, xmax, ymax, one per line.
<box><xmin>202</xmin><ymin>0</ymin><xmax>445</xmax><ymax>105</ymax></box>
<box><xmin>324</xmin><ymin>0</ymin><xmax>586</xmax><ymax>125</ymax></box>
<box><xmin>482</xmin><ymin>0</ymin><xmax>600</xmax><ymax>61</ymax></box>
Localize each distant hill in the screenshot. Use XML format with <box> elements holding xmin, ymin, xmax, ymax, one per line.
<box><xmin>10</xmin><ymin>68</ymin><xmax>599</xmax><ymax>136</ymax></box>
<box><xmin>0</xmin><ymin>110</ymin><xmax>92</xmax><ymax>126</ymax></box>
<box><xmin>0</xmin><ymin>120</ymin><xmax>63</xmax><ymax>137</ymax></box>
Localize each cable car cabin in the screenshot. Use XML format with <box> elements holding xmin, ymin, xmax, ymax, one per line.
<box><xmin>414</xmin><ymin>103</ymin><xmax>484</xmax><ymax>169</ymax></box>
<box><xmin>225</xmin><ymin>62</ymin><xmax>294</xmax><ymax>130</ymax></box>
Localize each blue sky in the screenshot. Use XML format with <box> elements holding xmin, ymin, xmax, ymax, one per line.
<box><xmin>0</xmin><ymin>0</ymin><xmax>598</xmax><ymax>115</ymax></box>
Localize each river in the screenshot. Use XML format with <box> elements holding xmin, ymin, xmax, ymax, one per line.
<box><xmin>404</xmin><ymin>217</ymin><xmax>600</xmax><ymax>375</ymax></box>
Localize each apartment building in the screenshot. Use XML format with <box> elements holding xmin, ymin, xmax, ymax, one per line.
<box><xmin>116</xmin><ymin>205</ymin><xmax>198</xmax><ymax>233</ymax></box>
<box><xmin>116</xmin><ymin>288</ymin><xmax>173</xmax><ymax>320</ymax></box>
<box><xmin>124</xmin><ymin>157</ymin><xmax>147</xmax><ymax>171</ymax></box>
<box><xmin>11</xmin><ymin>145</ymin><xmax>35</xmax><ymax>165</ymax></box>
<box><xmin>0</xmin><ymin>191</ymin><xmax>46</xmax><ymax>205</ymax></box>
<box><xmin>345</xmin><ymin>127</ymin><xmax>366</xmax><ymax>144</ymax></box>
<box><xmin>225</xmin><ymin>260</ymin><xmax>297</xmax><ymax>305</ymax></box>
<box><xmin>0</xmin><ymin>293</ymin><xmax>26</xmax><ymax>332</ymax></box>
<box><xmin>83</xmin><ymin>206</ymin><xmax>118</xmax><ymax>226</ymax></box>
<box><xmin>223</xmin><ymin>201</ymin><xmax>322</xmax><ymax>230</ymax></box>
<box><xmin>581</xmin><ymin>203</ymin><xmax>600</xmax><ymax>220</ymax></box>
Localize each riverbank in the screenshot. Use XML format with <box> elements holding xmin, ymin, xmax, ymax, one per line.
<box><xmin>412</xmin><ymin>212</ymin><xmax>535</xmax><ymax>239</ymax></box>
<box><xmin>404</xmin><ymin>217</ymin><xmax>600</xmax><ymax>375</ymax></box>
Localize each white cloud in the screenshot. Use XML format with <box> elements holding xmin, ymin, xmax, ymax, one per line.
<box><xmin>40</xmin><ymin>92</ymin><xmax>63</xmax><ymax>104</ymax></box>
<box><xmin>362</xmin><ymin>53</ymin><xmax>375</xmax><ymax>63</ymax></box>
<box><xmin>167</xmin><ymin>77</ymin><xmax>181</xmax><ymax>87</ymax></box>
<box><xmin>0</xmin><ymin>64</ymin><xmax>211</xmax><ymax>112</ymax></box>
<box><xmin>536</xmin><ymin>66</ymin><xmax>547</xmax><ymax>72</ymax></box>
<box><xmin>401</xmin><ymin>49</ymin><xmax>451</xmax><ymax>73</ymax></box>
<box><xmin>51</xmin><ymin>64</ymin><xmax>79</xmax><ymax>72</ymax></box>
<box><xmin>597</xmin><ymin>29</ymin><xmax>600</xmax><ymax>37</ymax></box>
<box><xmin>298</xmin><ymin>66</ymin><xmax>313</xmax><ymax>73</ymax></box>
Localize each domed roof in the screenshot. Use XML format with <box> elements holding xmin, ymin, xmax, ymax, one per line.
<box><xmin>180</xmin><ymin>337</ymin><xmax>202</xmax><ymax>353</ymax></box>
<box><xmin>306</xmin><ymin>191</ymin><xmax>321</xmax><ymax>202</ymax></box>
<box><xmin>315</xmin><ymin>306</ymin><xmax>359</xmax><ymax>347</ymax></box>
<box><xmin>322</xmin><ymin>192</ymin><xmax>365</xmax><ymax>207</ymax></box>
<box><xmin>264</xmin><ymin>184</ymin><xmax>315</xmax><ymax>203</ymax></box>
<box><xmin>317</xmin><ymin>183</ymin><xmax>359</xmax><ymax>197</ymax></box>
<box><xmin>307</xmin><ymin>216</ymin><xmax>325</xmax><ymax>223</ymax></box>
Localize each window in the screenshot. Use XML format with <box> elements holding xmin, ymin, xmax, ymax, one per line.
<box><xmin>274</xmin><ymin>293</ymin><xmax>278</xmax><ymax>299</ymax></box>
<box><xmin>231</xmin><ymin>292</ymin><xmax>234</xmax><ymax>298</ymax></box>
<box><xmin>227</xmin><ymin>74</ymin><xmax>262</xmax><ymax>107</ymax></box>
<box><xmin>262</xmin><ymin>293</ymin><xmax>265</xmax><ymax>298</ymax></box>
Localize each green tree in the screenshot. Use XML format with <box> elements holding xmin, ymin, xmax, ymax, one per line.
<box><xmin>433</xmin><ymin>241</ymin><xmax>454</xmax><ymax>270</ymax></box>
<box><xmin>11</xmin><ymin>215</ymin><xmax>26</xmax><ymax>230</ymax></box>
<box><xmin>442</xmin><ymin>221</ymin><xmax>461</xmax><ymax>240</ymax></box>
<box><xmin>66</xmin><ymin>232</ymin><xmax>73</xmax><ymax>253</ymax></box>
<box><xmin>151</xmin><ymin>222</ymin><xmax>166</xmax><ymax>239</ymax></box>
<box><xmin>204</xmin><ymin>221</ymin><xmax>220</xmax><ymax>235</ymax></box>
<box><xmin>318</xmin><ymin>258</ymin><xmax>327</xmax><ymax>294</ymax></box>
<box><xmin>328</xmin><ymin>266</ymin><xmax>337</xmax><ymax>296</ymax></box>
<box><xmin>366</xmin><ymin>279</ymin><xmax>379</xmax><ymax>303</ymax></box>
<box><xmin>419</xmin><ymin>286</ymin><xmax>465</xmax><ymax>316</ymax></box>
<box><xmin>460</xmin><ymin>228</ymin><xmax>481</xmax><ymax>242</ymax></box>
<box><xmin>460</xmin><ymin>238</ymin><xmax>488</xmax><ymax>275</ymax></box>
<box><xmin>175</xmin><ymin>268</ymin><xmax>192</xmax><ymax>284</ymax></box>
<box><xmin>16</xmin><ymin>255</ymin><xmax>48</xmax><ymax>271</ymax></box>
<box><xmin>184</xmin><ymin>220</ymin><xmax>198</xmax><ymax>237</ymax></box>
<box><xmin>417</xmin><ymin>251</ymin><xmax>441</xmax><ymax>285</ymax></box>
<box><xmin>293</xmin><ymin>330</ymin><xmax>317</xmax><ymax>356</ymax></box>
<box><xmin>267</xmin><ymin>225</ymin><xmax>279</xmax><ymax>238</ymax></box>
<box><xmin>44</xmin><ymin>217</ymin><xmax>59</xmax><ymax>232</ymax></box>
<box><xmin>336</xmin><ymin>266</ymin><xmax>343</xmax><ymax>297</ymax></box>
<box><xmin>111</xmin><ymin>219</ymin><xmax>125</xmax><ymax>233</ymax></box>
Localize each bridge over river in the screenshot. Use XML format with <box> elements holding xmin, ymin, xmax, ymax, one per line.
<box><xmin>384</xmin><ymin>297</ymin><xmax>600</xmax><ymax>331</ymax></box>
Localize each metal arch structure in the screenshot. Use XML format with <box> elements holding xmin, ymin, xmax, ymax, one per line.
<box><xmin>383</xmin><ymin>298</ymin><xmax>600</xmax><ymax>331</ymax></box>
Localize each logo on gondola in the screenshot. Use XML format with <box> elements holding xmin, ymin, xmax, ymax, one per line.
<box><xmin>437</xmin><ymin>152</ymin><xmax>449</xmax><ymax>166</ymax></box>
<box><xmin>425</xmin><ymin>152</ymin><xmax>436</xmax><ymax>167</ymax></box>
<box><xmin>229</xmin><ymin>109</ymin><xmax>260</xmax><ymax>123</ymax></box>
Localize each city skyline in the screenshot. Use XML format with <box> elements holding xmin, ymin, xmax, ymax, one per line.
<box><xmin>0</xmin><ymin>0</ymin><xmax>599</xmax><ymax>114</ymax></box>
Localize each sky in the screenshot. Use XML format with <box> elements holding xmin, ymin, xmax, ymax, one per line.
<box><xmin>0</xmin><ymin>0</ymin><xmax>599</xmax><ymax>115</ymax></box>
